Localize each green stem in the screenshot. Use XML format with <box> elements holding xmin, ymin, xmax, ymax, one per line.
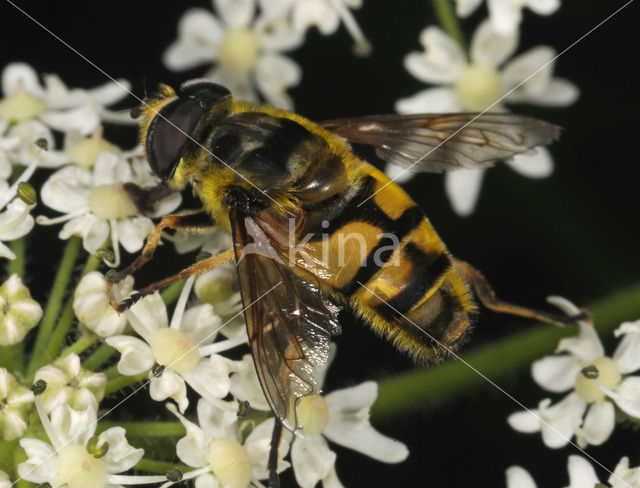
<box><xmin>0</xmin><ymin>440</ymin><xmax>14</xmax><ymax>473</ymax></box>
<box><xmin>103</xmin><ymin>363</ymin><xmax>120</xmax><ymax>380</ymax></box>
<box><xmin>105</xmin><ymin>371</ymin><xmax>148</xmax><ymax>394</ymax></box>
<box><xmin>432</xmin><ymin>0</ymin><xmax>466</xmax><ymax>52</ymax></box>
<box><xmin>97</xmin><ymin>421</ymin><xmax>186</xmax><ymax>437</ymax></box>
<box><xmin>82</xmin><ymin>343</ymin><xmax>115</xmax><ymax>370</ymax></box>
<box><xmin>58</xmin><ymin>335</ymin><xmax>97</xmax><ymax>359</ymax></box>
<box><xmin>134</xmin><ymin>458</ymin><xmax>192</xmax><ymax>475</ymax></box>
<box><xmin>27</xmin><ymin>237</ymin><xmax>82</xmax><ymax>378</ymax></box>
<box><xmin>7</xmin><ymin>238</ymin><xmax>25</xmax><ymax>278</ymax></box>
<box><xmin>373</xmin><ymin>283</ymin><xmax>640</xmax><ymax>421</ymax></box>
<box><xmin>161</xmin><ymin>280</ymin><xmax>185</xmax><ymax>306</ymax></box>
<box><xmin>38</xmin><ymin>253</ymin><xmax>101</xmax><ymax>374</ymax></box>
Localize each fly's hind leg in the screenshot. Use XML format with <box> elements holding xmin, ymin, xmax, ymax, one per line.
<box><xmin>268</xmin><ymin>419</ymin><xmax>284</xmax><ymax>488</ymax></box>
<box><xmin>110</xmin><ymin>209</ymin><xmax>216</xmax><ymax>282</ymax></box>
<box><xmin>452</xmin><ymin>258</ymin><xmax>589</xmax><ymax>327</ymax></box>
<box><xmin>112</xmin><ymin>249</ymin><xmax>235</xmax><ymax>313</ymax></box>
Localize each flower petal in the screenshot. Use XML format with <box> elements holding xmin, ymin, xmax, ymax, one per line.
<box><xmin>182</xmin><ymin>355</ymin><xmax>235</xmax><ymax>403</ymax></box>
<box><xmin>116</xmin><ymin>217</ymin><xmax>154</xmax><ymax>253</ymax></box>
<box><xmin>395</xmin><ymin>87</ymin><xmax>461</xmax><ymax>114</ymax></box>
<box><xmin>576</xmin><ymin>401</ymin><xmax>614</xmax><ymax>448</ymax></box>
<box><xmin>291</xmin><ymin>435</ymin><xmax>336</xmax><ymax>488</ymax></box>
<box><xmin>18</xmin><ymin>438</ymin><xmax>57</xmax><ymax>483</ymax></box>
<box><xmin>99</xmin><ymin>427</ymin><xmax>144</xmax><ymax>473</ymax></box>
<box><xmin>507</xmin><ymin>78</ymin><xmax>579</xmax><ymax>107</ymax></box>
<box><xmin>456</xmin><ymin>0</ymin><xmax>482</xmax><ymax>17</ymax></box>
<box><xmin>150</xmin><ymin>370</ymin><xmax>189</xmax><ymax>412</ymax></box>
<box><xmin>470</xmin><ymin>19</ymin><xmax>519</xmax><ymax>67</ymax></box>
<box><xmin>539</xmin><ymin>393</ymin><xmax>586</xmax><ymax>449</ymax></box>
<box><xmin>487</xmin><ymin>0</ymin><xmax>522</xmax><ymax>36</ymax></box>
<box><xmin>565</xmin><ymin>455</ymin><xmax>600</xmax><ymax>488</ymax></box>
<box><xmin>163</xmin><ymin>42</ymin><xmax>218</xmax><ymax>72</ymax></box>
<box><xmin>609</xmin><ymin>376</ymin><xmax>640</xmax><ymax>418</ymax></box>
<box><xmin>506</xmin><ymin>147</ymin><xmax>553</xmax><ymax>178</ymax></box>
<box><xmin>2</xmin><ymin>63</ymin><xmax>44</xmax><ymax>97</ymax></box>
<box><xmin>556</xmin><ymin>322</ymin><xmax>604</xmax><ymax>363</ymax></box>
<box><xmin>502</xmin><ymin>46</ymin><xmax>555</xmax><ymax>96</ymax></box>
<box><xmin>105</xmin><ymin>336</ymin><xmax>154</xmax><ymax>375</ymax></box>
<box><xmin>531</xmin><ymin>354</ymin><xmax>580</xmax><ymax>393</ymax></box>
<box><xmin>384</xmin><ymin>162</ymin><xmax>415</xmax><ymax>185</ymax></box>
<box><xmin>613</xmin><ymin>321</ymin><xmax>640</xmax><ymax>375</ymax></box>
<box><xmin>528</xmin><ymin>0</ymin><xmax>560</xmax><ymax>15</ymax></box>
<box><xmin>404</xmin><ymin>27</ymin><xmax>465</xmax><ymax>84</ymax></box>
<box><xmin>215</xmin><ymin>0</ymin><xmax>255</xmax><ymax>27</ymax></box>
<box><xmin>127</xmin><ymin>292</ymin><xmax>168</xmax><ymax>341</ymax></box>
<box><xmin>445</xmin><ymin>168</ymin><xmax>485</xmax><ymax>216</ymax></box>
<box><xmin>255</xmin><ymin>54</ymin><xmax>302</xmax><ymax>110</ymax></box>
<box><xmin>505</xmin><ymin>466</ymin><xmax>537</xmax><ymax>488</ymax></box>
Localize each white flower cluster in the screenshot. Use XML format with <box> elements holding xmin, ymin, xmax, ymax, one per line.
<box><xmin>163</xmin><ymin>0</ymin><xmax>370</xmax><ymax>110</ymax></box>
<box><xmin>0</xmin><ymin>62</ymin><xmax>180</xmax><ymax>264</ymax></box>
<box><xmin>389</xmin><ymin>0</ymin><xmax>578</xmax><ymax>216</ymax></box>
<box><xmin>507</xmin><ymin>455</ymin><xmax>640</xmax><ymax>488</ymax></box>
<box><xmin>502</xmin><ymin>297</ymin><xmax>640</xmax><ymax>487</ymax></box>
<box><xmin>508</xmin><ymin>297</ymin><xmax>640</xmax><ymax>449</ymax></box>
<box><xmin>0</xmin><ymin>264</ymin><xmax>408</xmax><ymax>488</ymax></box>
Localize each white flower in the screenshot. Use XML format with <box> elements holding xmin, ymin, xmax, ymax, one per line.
<box><xmin>0</xmin><ymin>367</ymin><xmax>34</xmax><ymax>441</ymax></box>
<box><xmin>106</xmin><ymin>277</ymin><xmax>240</xmax><ymax>412</ymax></box>
<box><xmin>18</xmin><ymin>400</ymin><xmax>164</xmax><ymax>488</ymax></box>
<box><xmin>34</xmin><ymin>353</ymin><xmax>106</xmax><ymax>414</ymax></box>
<box><xmin>456</xmin><ymin>0</ymin><xmax>560</xmax><ymax>36</ymax></box>
<box><xmin>508</xmin><ymin>297</ymin><xmax>640</xmax><ymax>449</ymax></box>
<box><xmin>288</xmin><ymin>0</ymin><xmax>371</xmax><ymax>55</ymax></box>
<box><xmin>6</xmin><ymin>119</ymin><xmax>69</xmax><ymax>168</ymax></box>
<box><xmin>291</xmin><ymin>381</ymin><xmax>409</xmax><ymax>488</ymax></box>
<box><xmin>0</xmin><ymin>274</ymin><xmax>42</xmax><ymax>345</ymax></box>
<box><xmin>73</xmin><ymin>271</ymin><xmax>133</xmax><ymax>338</ymax></box>
<box><xmin>0</xmin><ymin>62</ymin><xmax>131</xmax><ymax>134</ymax></box>
<box><xmin>507</xmin><ymin>454</ymin><xmax>640</xmax><ymax>488</ymax></box>
<box><xmin>0</xmin><ymin>117</ymin><xmax>20</xmax><ymax>185</ymax></box>
<box><xmin>163</xmin><ymin>0</ymin><xmax>303</xmax><ymax>109</ymax></box>
<box><xmin>393</xmin><ymin>20</ymin><xmax>578</xmax><ymax>216</ymax></box>
<box><xmin>0</xmin><ymin>198</ymin><xmax>35</xmax><ymax>260</ymax></box>
<box><xmin>37</xmin><ymin>151</ymin><xmax>180</xmax><ymax>266</ymax></box>
<box><xmin>506</xmin><ymin>455</ymin><xmax>599</xmax><ymax>488</ymax></box>
<box><xmin>162</xmin><ymin>398</ymin><xmax>290</xmax><ymax>488</ymax></box>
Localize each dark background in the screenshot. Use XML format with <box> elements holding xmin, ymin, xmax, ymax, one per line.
<box><xmin>2</xmin><ymin>0</ymin><xmax>639</xmax><ymax>486</ymax></box>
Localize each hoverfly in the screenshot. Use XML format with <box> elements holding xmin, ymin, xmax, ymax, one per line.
<box><xmin>114</xmin><ymin>79</ymin><xmax>576</xmax><ymax>438</ymax></box>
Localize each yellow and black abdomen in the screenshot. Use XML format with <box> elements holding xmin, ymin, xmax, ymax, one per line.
<box><xmin>301</xmin><ymin>165</ymin><xmax>476</xmax><ymax>363</ymax></box>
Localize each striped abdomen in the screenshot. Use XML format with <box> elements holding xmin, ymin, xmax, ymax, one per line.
<box><xmin>300</xmin><ymin>166</ymin><xmax>476</xmax><ymax>362</ymax></box>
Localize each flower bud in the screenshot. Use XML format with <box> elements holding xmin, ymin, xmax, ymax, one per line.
<box><xmin>0</xmin><ymin>368</ymin><xmax>34</xmax><ymax>441</ymax></box>
<box><xmin>34</xmin><ymin>354</ymin><xmax>106</xmax><ymax>413</ymax></box>
<box><xmin>0</xmin><ymin>274</ymin><xmax>43</xmax><ymax>346</ymax></box>
<box><xmin>73</xmin><ymin>271</ymin><xmax>133</xmax><ymax>337</ymax></box>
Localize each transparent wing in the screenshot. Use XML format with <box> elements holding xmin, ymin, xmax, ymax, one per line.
<box><xmin>230</xmin><ymin>207</ymin><xmax>341</xmax><ymax>431</ymax></box>
<box><xmin>321</xmin><ymin>113</ymin><xmax>561</xmax><ymax>172</ymax></box>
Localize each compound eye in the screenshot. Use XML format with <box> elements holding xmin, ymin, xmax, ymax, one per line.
<box><xmin>146</xmin><ymin>98</ymin><xmax>204</xmax><ymax>180</ymax></box>
<box><xmin>179</xmin><ymin>79</ymin><xmax>230</xmax><ymax>110</ymax></box>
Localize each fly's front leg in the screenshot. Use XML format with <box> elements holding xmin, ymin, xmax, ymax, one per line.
<box><xmin>109</xmin><ymin>209</ymin><xmax>216</xmax><ymax>282</ymax></box>
<box><xmin>452</xmin><ymin>258</ymin><xmax>590</xmax><ymax>327</ymax></box>
<box><xmin>112</xmin><ymin>249</ymin><xmax>235</xmax><ymax>313</ymax></box>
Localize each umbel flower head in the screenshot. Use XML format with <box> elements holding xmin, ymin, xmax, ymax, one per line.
<box><xmin>508</xmin><ymin>297</ymin><xmax>640</xmax><ymax>449</ymax></box>
<box><xmin>18</xmin><ymin>399</ymin><xmax>165</xmax><ymax>488</ymax></box>
<box><xmin>392</xmin><ymin>19</ymin><xmax>577</xmax><ymax>216</ymax></box>
<box><xmin>0</xmin><ymin>274</ymin><xmax>42</xmax><ymax>346</ymax></box>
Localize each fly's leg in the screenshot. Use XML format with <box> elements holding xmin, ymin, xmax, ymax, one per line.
<box><xmin>111</xmin><ymin>209</ymin><xmax>216</xmax><ymax>282</ymax></box>
<box><xmin>452</xmin><ymin>258</ymin><xmax>590</xmax><ymax>327</ymax></box>
<box><xmin>112</xmin><ymin>249</ymin><xmax>235</xmax><ymax>313</ymax></box>
<box><xmin>268</xmin><ymin>419</ymin><xmax>284</xmax><ymax>488</ymax></box>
